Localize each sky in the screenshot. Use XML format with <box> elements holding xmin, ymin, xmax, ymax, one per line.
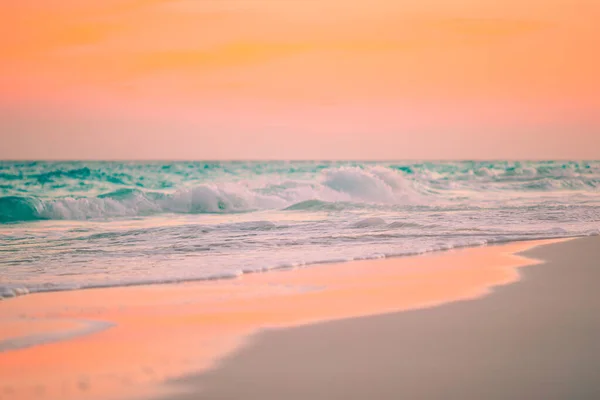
<box><xmin>1</xmin><ymin>0</ymin><xmax>599</xmax><ymax>160</ymax></box>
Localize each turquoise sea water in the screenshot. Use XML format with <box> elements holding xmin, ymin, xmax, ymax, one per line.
<box><xmin>1</xmin><ymin>161</ymin><xmax>599</xmax><ymax>299</ymax></box>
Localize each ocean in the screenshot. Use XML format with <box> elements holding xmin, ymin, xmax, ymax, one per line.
<box><xmin>1</xmin><ymin>160</ymin><xmax>599</xmax><ymax>299</ymax></box>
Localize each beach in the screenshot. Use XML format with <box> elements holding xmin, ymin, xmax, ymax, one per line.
<box><xmin>1</xmin><ymin>237</ymin><xmax>598</xmax><ymax>399</ymax></box>
<box><xmin>156</xmin><ymin>236</ymin><xmax>600</xmax><ymax>400</ymax></box>
<box><xmin>2</xmin><ymin>0</ymin><xmax>599</xmax><ymax>396</ymax></box>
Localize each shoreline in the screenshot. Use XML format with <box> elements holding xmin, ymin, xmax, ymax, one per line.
<box><xmin>0</xmin><ymin>238</ymin><xmax>573</xmax><ymax>399</ymax></box>
<box><xmin>156</xmin><ymin>236</ymin><xmax>600</xmax><ymax>400</ymax></box>
<box><xmin>0</xmin><ymin>235</ymin><xmax>585</xmax><ymax>302</ymax></box>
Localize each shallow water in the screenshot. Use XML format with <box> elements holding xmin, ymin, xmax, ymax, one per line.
<box><xmin>1</xmin><ymin>160</ymin><xmax>599</xmax><ymax>298</ymax></box>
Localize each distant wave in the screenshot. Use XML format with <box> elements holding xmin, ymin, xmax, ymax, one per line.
<box><xmin>1</xmin><ymin>161</ymin><xmax>599</xmax><ymax>223</ymax></box>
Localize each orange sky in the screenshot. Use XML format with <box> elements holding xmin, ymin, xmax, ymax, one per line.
<box><xmin>1</xmin><ymin>0</ymin><xmax>599</xmax><ymax>159</ymax></box>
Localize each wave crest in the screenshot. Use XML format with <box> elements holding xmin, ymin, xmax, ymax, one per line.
<box><xmin>0</xmin><ymin>167</ymin><xmax>420</xmax><ymax>222</ymax></box>
<box><xmin>2</xmin><ymin>162</ymin><xmax>598</xmax><ymax>223</ymax></box>
<box><xmin>0</xmin><ymin>196</ymin><xmax>44</xmax><ymax>223</ymax></box>
<box><xmin>323</xmin><ymin>166</ymin><xmax>418</xmax><ymax>203</ymax></box>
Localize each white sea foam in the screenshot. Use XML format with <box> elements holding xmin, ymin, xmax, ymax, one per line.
<box><xmin>1</xmin><ymin>161</ymin><xmax>599</xmax><ymax>300</ymax></box>
<box><xmin>10</xmin><ymin>166</ymin><xmax>421</xmax><ymax>221</ymax></box>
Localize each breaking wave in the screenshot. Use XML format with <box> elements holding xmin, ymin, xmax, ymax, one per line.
<box><xmin>1</xmin><ymin>161</ymin><xmax>599</xmax><ymax>223</ymax></box>
<box><xmin>0</xmin><ymin>166</ymin><xmax>423</xmax><ymax>222</ymax></box>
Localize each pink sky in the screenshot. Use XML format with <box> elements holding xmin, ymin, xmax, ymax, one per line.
<box><xmin>1</xmin><ymin>0</ymin><xmax>599</xmax><ymax>159</ymax></box>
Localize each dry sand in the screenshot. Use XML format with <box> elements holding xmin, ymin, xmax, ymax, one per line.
<box><xmin>156</xmin><ymin>236</ymin><xmax>600</xmax><ymax>400</ymax></box>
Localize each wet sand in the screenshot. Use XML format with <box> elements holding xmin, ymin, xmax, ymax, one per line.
<box><xmin>155</xmin><ymin>236</ymin><xmax>600</xmax><ymax>400</ymax></box>
<box><xmin>0</xmin><ymin>238</ymin><xmax>574</xmax><ymax>400</ymax></box>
